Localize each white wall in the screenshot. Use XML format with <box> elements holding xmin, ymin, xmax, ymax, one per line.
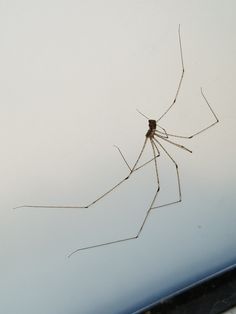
<box><xmin>0</xmin><ymin>1</ymin><xmax>235</xmax><ymax>313</ymax></box>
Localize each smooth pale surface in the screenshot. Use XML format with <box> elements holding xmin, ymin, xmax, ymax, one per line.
<box><xmin>224</xmin><ymin>306</ymin><xmax>236</xmax><ymax>314</ymax></box>
<box><xmin>0</xmin><ymin>1</ymin><xmax>236</xmax><ymax>313</ymax></box>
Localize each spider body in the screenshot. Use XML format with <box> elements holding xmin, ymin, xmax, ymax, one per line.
<box><xmin>146</xmin><ymin>120</ymin><xmax>157</xmax><ymax>138</ymax></box>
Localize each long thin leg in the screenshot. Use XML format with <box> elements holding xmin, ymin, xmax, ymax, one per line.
<box><xmin>114</xmin><ymin>144</ymin><xmax>160</xmax><ymax>173</ymax></box>
<box><xmin>151</xmin><ymin>138</ymin><xmax>182</xmax><ymax>209</ymax></box>
<box><xmin>135</xmin><ymin>139</ymin><xmax>161</xmax><ymax>238</ymax></box>
<box><xmin>190</xmin><ymin>88</ymin><xmax>219</xmax><ymax>137</ymax></box>
<box><xmin>156</xmin><ymin>125</ymin><xmax>168</xmax><ymax>138</ymax></box>
<box><xmin>157</xmin><ymin>25</ymin><xmax>184</xmax><ymax>123</ymax></box>
<box><xmin>15</xmin><ymin>138</ymin><xmax>148</xmax><ymax>209</ymax></box>
<box><xmin>157</xmin><ymin>134</ymin><xmax>192</xmax><ymax>153</ymax></box>
<box><xmin>68</xmin><ymin>139</ymin><xmax>161</xmax><ymax>257</ymax></box>
<box><xmin>68</xmin><ymin>235</ymin><xmax>138</xmax><ymax>257</ymax></box>
<box><xmin>114</xmin><ymin>145</ymin><xmax>132</xmax><ymax>171</ymax></box>
<box><xmin>156</xmin><ymin>88</ymin><xmax>219</xmax><ymax>139</ymax></box>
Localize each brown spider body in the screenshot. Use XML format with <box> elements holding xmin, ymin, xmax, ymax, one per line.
<box><xmin>146</xmin><ymin>120</ymin><xmax>157</xmax><ymax>138</ymax></box>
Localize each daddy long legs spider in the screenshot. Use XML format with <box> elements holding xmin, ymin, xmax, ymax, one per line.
<box><xmin>15</xmin><ymin>26</ymin><xmax>219</xmax><ymax>257</ymax></box>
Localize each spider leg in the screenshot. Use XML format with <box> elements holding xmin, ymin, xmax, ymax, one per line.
<box><xmin>189</xmin><ymin>88</ymin><xmax>219</xmax><ymax>137</ymax></box>
<box><xmin>157</xmin><ymin>89</ymin><xmax>219</xmax><ymax>139</ymax></box>
<box><xmin>151</xmin><ymin>138</ymin><xmax>182</xmax><ymax>209</ymax></box>
<box><xmin>68</xmin><ymin>235</ymin><xmax>138</xmax><ymax>257</ymax></box>
<box><xmin>157</xmin><ymin>134</ymin><xmax>192</xmax><ymax>153</ymax></box>
<box><xmin>156</xmin><ymin>125</ymin><xmax>168</xmax><ymax>138</ymax></box>
<box><xmin>114</xmin><ymin>145</ymin><xmax>132</xmax><ymax>171</ymax></box>
<box><xmin>14</xmin><ymin>138</ymin><xmax>148</xmax><ymax>209</ymax></box>
<box><xmin>68</xmin><ymin>139</ymin><xmax>160</xmax><ymax>257</ymax></box>
<box><xmin>114</xmin><ymin>143</ymin><xmax>160</xmax><ymax>173</ymax></box>
<box><xmin>135</xmin><ymin>139</ymin><xmax>161</xmax><ymax>238</ymax></box>
<box><xmin>157</xmin><ymin>25</ymin><xmax>184</xmax><ymax>123</ymax></box>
